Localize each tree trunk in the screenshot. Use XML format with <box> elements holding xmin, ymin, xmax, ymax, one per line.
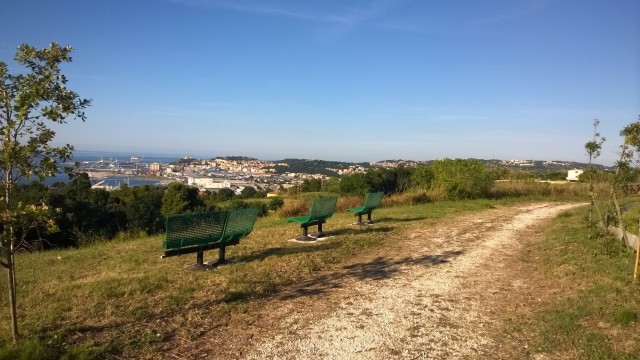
<box><xmin>4</xmin><ymin>170</ymin><xmax>18</xmax><ymax>343</ymax></box>
<box><xmin>611</xmin><ymin>191</ymin><xmax>628</xmax><ymax>245</ymax></box>
<box><xmin>609</xmin><ymin>145</ymin><xmax>629</xmax><ymax>245</ymax></box>
<box><xmin>6</xmin><ymin>241</ymin><xmax>18</xmax><ymax>344</ymax></box>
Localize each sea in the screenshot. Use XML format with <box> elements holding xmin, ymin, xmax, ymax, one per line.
<box><xmin>29</xmin><ymin>150</ymin><xmax>189</xmax><ymax>186</ymax></box>
<box><xmin>71</xmin><ymin>150</ymin><xmax>184</xmax><ymax>164</ymax></box>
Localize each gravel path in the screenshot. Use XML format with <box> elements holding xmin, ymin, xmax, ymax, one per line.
<box><xmin>238</xmin><ymin>202</ymin><xmax>582</xmax><ymax>359</ymax></box>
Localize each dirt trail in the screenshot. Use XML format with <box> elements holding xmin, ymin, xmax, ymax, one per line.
<box><xmin>184</xmin><ymin>202</ymin><xmax>582</xmax><ymax>359</ymax></box>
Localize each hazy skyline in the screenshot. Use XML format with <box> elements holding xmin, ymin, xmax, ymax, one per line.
<box><xmin>2</xmin><ymin>0</ymin><xmax>638</xmax><ymax>165</ymax></box>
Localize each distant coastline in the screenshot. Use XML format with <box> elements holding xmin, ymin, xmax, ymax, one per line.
<box><xmin>71</xmin><ymin>150</ymin><xmax>186</xmax><ymax>164</ymax></box>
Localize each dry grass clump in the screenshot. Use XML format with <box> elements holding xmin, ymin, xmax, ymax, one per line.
<box><xmin>489</xmin><ymin>181</ymin><xmax>597</xmax><ymax>199</ymax></box>
<box><xmin>548</xmin><ymin>182</ymin><xmax>590</xmax><ymax>197</ymax></box>
<box><xmin>383</xmin><ymin>190</ymin><xmax>431</xmax><ymax>206</ymax></box>
<box><xmin>336</xmin><ymin>195</ymin><xmax>363</xmax><ymax>212</ymax></box>
<box><xmin>489</xmin><ymin>181</ymin><xmax>551</xmax><ymax>198</ymax></box>
<box><xmin>277</xmin><ymin>199</ymin><xmax>309</xmax><ymax>218</ymax></box>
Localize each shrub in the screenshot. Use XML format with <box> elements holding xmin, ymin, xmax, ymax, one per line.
<box><xmin>428</xmin><ymin>158</ymin><xmax>495</xmax><ymax>200</ymax></box>
<box><xmin>277</xmin><ymin>199</ymin><xmax>309</xmax><ymax>218</ymax></box>
<box><xmin>268</xmin><ymin>197</ymin><xmax>285</xmax><ymax>212</ymax></box>
<box><xmin>221</xmin><ymin>199</ymin><xmax>269</xmax><ymax>217</ymax></box>
<box><xmin>411</xmin><ymin>166</ymin><xmax>433</xmax><ymax>190</ymax></box>
<box><xmin>339</xmin><ymin>173</ymin><xmax>368</xmax><ymax>195</ymax></box>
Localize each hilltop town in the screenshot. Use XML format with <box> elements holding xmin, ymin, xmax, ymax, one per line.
<box><xmin>75</xmin><ymin>154</ymin><xmax>609</xmax><ymax>194</ymax></box>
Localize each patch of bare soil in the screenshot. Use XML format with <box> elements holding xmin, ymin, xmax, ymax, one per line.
<box><xmin>166</xmin><ymin>202</ymin><xmax>582</xmax><ymax>359</ymax></box>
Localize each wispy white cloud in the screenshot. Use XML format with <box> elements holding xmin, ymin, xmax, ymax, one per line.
<box><xmin>169</xmin><ymin>0</ymin><xmax>349</xmax><ymax>24</ymax></box>
<box><xmin>471</xmin><ymin>0</ymin><xmax>554</xmax><ymax>26</ymax></box>
<box><xmin>331</xmin><ymin>0</ymin><xmax>411</xmax><ymax>33</ymax></box>
<box><xmin>169</xmin><ymin>0</ymin><xmax>412</xmax><ymax>36</ymax></box>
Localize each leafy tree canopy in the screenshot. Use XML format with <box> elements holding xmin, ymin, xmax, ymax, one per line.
<box><xmin>0</xmin><ymin>42</ymin><xmax>91</xmax><ymax>343</ymax></box>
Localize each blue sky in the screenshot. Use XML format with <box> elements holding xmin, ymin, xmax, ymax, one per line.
<box><xmin>1</xmin><ymin>0</ymin><xmax>638</xmax><ymax>164</ymax></box>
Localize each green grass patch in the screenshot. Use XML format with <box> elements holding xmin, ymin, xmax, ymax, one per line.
<box><xmin>504</xmin><ymin>206</ymin><xmax>640</xmax><ymax>359</ymax></box>
<box><xmin>0</xmin><ymin>198</ymin><xmax>553</xmax><ymax>357</ymax></box>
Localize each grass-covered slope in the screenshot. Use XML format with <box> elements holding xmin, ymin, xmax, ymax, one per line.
<box><xmin>502</xmin><ymin>206</ymin><xmax>640</xmax><ymax>359</ymax></box>
<box><xmin>0</xmin><ymin>199</ymin><xmax>501</xmax><ymax>357</ymax></box>
<box><xmin>2</xmin><ymin>193</ymin><xmax>638</xmax><ymax>359</ymax></box>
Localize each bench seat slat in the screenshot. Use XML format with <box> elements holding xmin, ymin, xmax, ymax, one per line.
<box><xmin>220</xmin><ymin>207</ymin><xmax>260</xmax><ymax>242</ymax></box>
<box><xmin>164</xmin><ymin>211</ymin><xmax>228</xmax><ymax>251</ymax></box>
<box><xmin>162</xmin><ymin>208</ymin><xmax>260</xmax><ymax>267</ymax></box>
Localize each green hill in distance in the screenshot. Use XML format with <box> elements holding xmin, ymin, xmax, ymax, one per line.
<box><xmin>271</xmin><ymin>158</ymin><xmax>613</xmax><ymax>176</ymax></box>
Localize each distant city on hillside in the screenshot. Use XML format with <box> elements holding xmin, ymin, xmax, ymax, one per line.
<box><xmin>69</xmin><ymin>150</ymin><xmax>612</xmax><ymax>178</ymax></box>
<box><xmin>51</xmin><ymin>150</ymin><xmax>615</xmax><ymax>193</ymax></box>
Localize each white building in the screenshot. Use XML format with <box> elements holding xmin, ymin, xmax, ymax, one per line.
<box><xmin>186</xmin><ymin>176</ymin><xmax>225</xmax><ymax>189</ymax></box>
<box><xmin>566</xmin><ymin>169</ymin><xmax>584</xmax><ymax>182</ymax></box>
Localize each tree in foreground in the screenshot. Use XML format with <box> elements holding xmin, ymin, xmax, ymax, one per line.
<box><xmin>0</xmin><ymin>43</ymin><xmax>90</xmax><ymax>343</ymax></box>
<box><xmin>584</xmin><ymin>119</ymin><xmax>605</xmax><ymax>239</ymax></box>
<box><xmin>606</xmin><ymin>119</ymin><xmax>640</xmax><ymax>250</ymax></box>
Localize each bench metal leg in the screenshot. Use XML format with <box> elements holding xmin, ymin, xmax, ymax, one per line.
<box><xmin>214</xmin><ymin>246</ymin><xmax>230</xmax><ymax>266</ymax></box>
<box><xmin>185</xmin><ymin>250</ymin><xmax>212</xmax><ymax>271</ymax></box>
<box><xmin>353</xmin><ymin>212</ymin><xmax>374</xmax><ymax>225</ymax></box>
<box><xmin>296</xmin><ymin>224</ymin><xmax>315</xmax><ymax>241</ymax></box>
<box><xmin>310</xmin><ymin>221</ymin><xmax>329</xmax><ymax>238</ymax></box>
<box><xmin>205</xmin><ymin>246</ymin><xmax>235</xmax><ymax>267</ymax></box>
<box><xmin>316</xmin><ymin>222</ymin><xmax>326</xmax><ymax>238</ymax></box>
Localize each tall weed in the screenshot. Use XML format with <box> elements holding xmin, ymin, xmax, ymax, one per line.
<box><xmin>489</xmin><ymin>181</ymin><xmax>597</xmax><ymax>199</ymax></box>
<box><xmin>336</xmin><ymin>195</ymin><xmax>363</xmax><ymax>212</ymax></box>
<box><xmin>383</xmin><ymin>190</ymin><xmax>431</xmax><ymax>206</ymax></box>
<box><xmin>277</xmin><ymin>199</ymin><xmax>309</xmax><ymax>218</ymax></box>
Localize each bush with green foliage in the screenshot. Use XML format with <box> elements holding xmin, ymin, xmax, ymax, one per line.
<box><xmin>216</xmin><ymin>188</ymin><xmax>235</xmax><ymax>201</ymax></box>
<box><xmin>220</xmin><ymin>199</ymin><xmax>269</xmax><ymax>217</ymax></box>
<box><xmin>46</xmin><ymin>173</ymin><xmax>121</xmax><ymax>247</ymax></box>
<box><xmin>268</xmin><ymin>197</ymin><xmax>285</xmax><ymax>212</ymax></box>
<box><xmin>321</xmin><ymin>178</ymin><xmax>340</xmax><ymax>193</ymax></box>
<box><xmin>301</xmin><ymin>179</ymin><xmax>322</xmax><ymax>192</ymax></box>
<box><xmin>578</xmin><ymin>168</ymin><xmax>613</xmax><ymax>183</ymax></box>
<box><xmin>339</xmin><ymin>173</ymin><xmax>368</xmax><ymax>195</ymax></box>
<box><xmin>240</xmin><ymin>186</ymin><xmax>258</xmax><ymax>199</ymax></box>
<box><xmin>339</xmin><ymin>167</ymin><xmax>412</xmax><ymax>195</ymax></box>
<box><xmin>411</xmin><ymin>166</ymin><xmax>433</xmax><ymax>190</ymax></box>
<box><xmin>427</xmin><ymin>158</ymin><xmax>495</xmax><ymax>200</ymax></box>
<box><xmin>160</xmin><ymin>182</ymin><xmax>202</xmax><ymax>216</ymax></box>
<box><xmin>111</xmin><ymin>184</ymin><xmax>164</xmax><ymax>234</ymax></box>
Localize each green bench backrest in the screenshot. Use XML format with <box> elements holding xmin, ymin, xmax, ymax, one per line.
<box><xmin>308</xmin><ymin>196</ymin><xmax>337</xmax><ymax>221</ymax></box>
<box><xmin>164</xmin><ymin>211</ymin><xmax>228</xmax><ymax>251</ymax></box>
<box><xmin>363</xmin><ymin>192</ymin><xmax>384</xmax><ymax>211</ymax></box>
<box><xmin>220</xmin><ymin>207</ymin><xmax>260</xmax><ymax>242</ymax></box>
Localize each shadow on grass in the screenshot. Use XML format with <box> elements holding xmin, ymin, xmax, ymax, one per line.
<box><xmin>63</xmin><ymin>251</ymin><xmax>464</xmax><ymax>348</ymax></box>
<box><xmin>375</xmin><ymin>216</ymin><xmax>432</xmax><ymax>223</ymax></box>
<box><xmin>278</xmin><ymin>249</ymin><xmax>464</xmax><ymax>300</ymax></box>
<box><xmin>232</xmin><ymin>226</ymin><xmax>393</xmax><ymax>264</ymax></box>
<box><xmin>235</xmin><ymin>242</ymin><xmax>342</xmax><ymax>263</ymax></box>
<box><xmin>327</xmin><ymin>226</ymin><xmax>394</xmax><ymax>237</ymax></box>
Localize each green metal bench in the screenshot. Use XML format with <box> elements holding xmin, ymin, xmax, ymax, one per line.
<box><xmin>346</xmin><ymin>191</ymin><xmax>384</xmax><ymax>225</ymax></box>
<box><xmin>162</xmin><ymin>207</ymin><xmax>259</xmax><ymax>270</ymax></box>
<box><xmin>287</xmin><ymin>196</ymin><xmax>337</xmax><ymax>241</ymax></box>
